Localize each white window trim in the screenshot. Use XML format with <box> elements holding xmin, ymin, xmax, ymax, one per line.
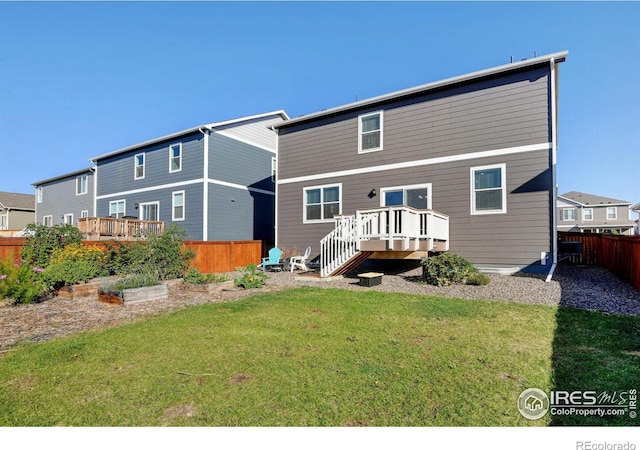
<box><xmin>63</xmin><ymin>213</ymin><xmax>74</xmax><ymax>225</ymax></box>
<box><xmin>303</xmin><ymin>183</ymin><xmax>342</xmax><ymax>224</ymax></box>
<box><xmin>380</xmin><ymin>183</ymin><xmax>433</xmax><ymax>209</ymax></box>
<box><xmin>0</xmin><ymin>214</ymin><xmax>7</xmax><ymax>230</ymax></box>
<box><xmin>139</xmin><ymin>201</ymin><xmax>160</xmax><ymax>221</ymax></box>
<box><xmin>134</xmin><ymin>153</ymin><xmax>145</xmax><ymax>180</ymax></box>
<box><xmin>583</xmin><ymin>208</ymin><xmax>593</xmax><ymax>221</ymax></box>
<box><xmin>172</xmin><ymin>190</ymin><xmax>185</xmax><ymax>221</ymax></box>
<box><xmin>109</xmin><ymin>199</ymin><xmax>126</xmax><ymax>218</ymax></box>
<box><xmin>43</xmin><ymin>215</ymin><xmax>53</xmax><ymax>227</ymax></box>
<box><xmin>358</xmin><ymin>110</ymin><xmax>384</xmax><ymax>154</ymax></box>
<box><xmin>169</xmin><ymin>143</ymin><xmax>182</xmax><ymax>173</ymax></box>
<box><xmin>76</xmin><ymin>174</ymin><xmax>88</xmax><ymax>196</ymax></box>
<box><xmin>562</xmin><ymin>208</ymin><xmax>576</xmax><ymax>221</ymax></box>
<box><xmin>37</xmin><ymin>187</ymin><xmax>43</xmax><ymax>203</ymax></box>
<box><xmin>81</xmin><ymin>210</ymin><xmax>89</xmax><ymax>219</ymax></box>
<box><xmin>470</xmin><ymin>163</ymin><xmax>507</xmax><ymax>215</ymax></box>
<box><xmin>607</xmin><ymin>207</ymin><xmax>617</xmax><ymax>220</ymax></box>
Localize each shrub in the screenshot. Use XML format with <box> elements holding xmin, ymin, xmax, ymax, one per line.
<box><xmin>0</xmin><ymin>256</ymin><xmax>49</xmax><ymax>304</ymax></box>
<box><xmin>234</xmin><ymin>264</ymin><xmax>268</xmax><ymax>289</ymax></box>
<box><xmin>183</xmin><ymin>268</ymin><xmax>230</xmax><ymax>285</ymax></box>
<box><xmin>466</xmin><ymin>272</ymin><xmax>491</xmax><ymax>286</ymax></box>
<box><xmin>43</xmin><ymin>244</ymin><xmax>109</xmax><ymax>288</ymax></box>
<box><xmin>421</xmin><ymin>253</ymin><xmax>478</xmax><ymax>286</ymax></box>
<box><xmin>20</xmin><ymin>223</ymin><xmax>82</xmax><ymax>268</ymax></box>
<box><xmin>103</xmin><ymin>225</ymin><xmax>194</xmax><ymax>280</ymax></box>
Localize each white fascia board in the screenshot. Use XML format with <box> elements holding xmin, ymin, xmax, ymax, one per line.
<box><xmin>274</xmin><ymin>52</ymin><xmax>568</xmax><ymax>130</ymax></box>
<box><xmin>557</xmin><ymin>196</ymin><xmax>584</xmax><ymax>207</ymax></box>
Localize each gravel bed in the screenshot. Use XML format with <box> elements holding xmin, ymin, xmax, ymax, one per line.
<box><xmin>1</xmin><ymin>263</ymin><xmax>639</xmax><ymax>351</ymax></box>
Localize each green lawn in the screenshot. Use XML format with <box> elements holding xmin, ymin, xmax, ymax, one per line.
<box><xmin>0</xmin><ymin>287</ymin><xmax>638</xmax><ymax>426</ymax></box>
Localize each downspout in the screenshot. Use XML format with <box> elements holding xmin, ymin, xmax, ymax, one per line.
<box><xmin>546</xmin><ymin>57</ymin><xmax>558</xmax><ymax>283</ymax></box>
<box><xmin>92</xmin><ymin>166</ymin><xmax>97</xmax><ymax>217</ymax></box>
<box><xmin>270</xmin><ymin>125</ymin><xmax>279</xmax><ymax>249</ymax></box>
<box><xmin>199</xmin><ymin>127</ymin><xmax>209</xmax><ymax>241</ymax></box>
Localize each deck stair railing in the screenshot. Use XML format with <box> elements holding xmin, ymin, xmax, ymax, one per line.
<box><xmin>320</xmin><ymin>207</ymin><xmax>449</xmax><ymax>277</ymax></box>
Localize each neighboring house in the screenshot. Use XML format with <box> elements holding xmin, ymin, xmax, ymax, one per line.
<box><xmin>0</xmin><ymin>191</ymin><xmax>35</xmax><ymax>234</ymax></box>
<box><xmin>632</xmin><ymin>202</ymin><xmax>640</xmax><ymax>235</ymax></box>
<box><xmin>557</xmin><ymin>191</ymin><xmax>635</xmax><ymax>235</ymax></box>
<box><xmin>32</xmin><ymin>167</ymin><xmax>95</xmax><ymax>227</ymax></box>
<box><xmin>88</xmin><ymin>111</ymin><xmax>288</xmax><ymax>241</ymax></box>
<box><xmin>273</xmin><ymin>51</ymin><xmax>568</xmax><ymax>277</ymax></box>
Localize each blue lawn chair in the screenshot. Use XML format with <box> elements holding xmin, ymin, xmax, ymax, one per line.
<box><xmin>259</xmin><ymin>247</ymin><xmax>283</xmax><ymax>272</ymax></box>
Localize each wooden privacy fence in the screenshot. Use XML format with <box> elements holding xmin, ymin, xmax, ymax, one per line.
<box><xmin>559</xmin><ymin>232</ymin><xmax>640</xmax><ymax>292</ymax></box>
<box><xmin>0</xmin><ymin>238</ymin><xmax>263</xmax><ymax>274</ymax></box>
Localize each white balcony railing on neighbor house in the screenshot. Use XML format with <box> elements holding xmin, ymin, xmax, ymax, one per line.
<box><xmin>78</xmin><ymin>217</ymin><xmax>164</xmax><ymax>240</ymax></box>
<box><xmin>320</xmin><ymin>207</ymin><xmax>449</xmax><ymax>277</ymax></box>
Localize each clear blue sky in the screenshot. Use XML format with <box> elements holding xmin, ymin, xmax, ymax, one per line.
<box><xmin>1</xmin><ymin>2</ymin><xmax>639</xmax><ymax>210</ymax></box>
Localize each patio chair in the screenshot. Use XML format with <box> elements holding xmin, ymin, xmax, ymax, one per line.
<box><xmin>259</xmin><ymin>247</ymin><xmax>283</xmax><ymax>272</ymax></box>
<box><xmin>289</xmin><ymin>246</ymin><xmax>312</xmax><ymax>272</ymax></box>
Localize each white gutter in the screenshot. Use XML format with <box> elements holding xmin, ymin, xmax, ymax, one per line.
<box><xmin>546</xmin><ymin>56</ymin><xmax>559</xmax><ymax>283</ymax></box>
<box><xmin>199</xmin><ymin>127</ymin><xmax>209</xmax><ymax>241</ymax></box>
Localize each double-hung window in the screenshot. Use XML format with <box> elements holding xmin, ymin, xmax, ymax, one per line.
<box><xmin>562</xmin><ymin>208</ymin><xmax>576</xmax><ymax>221</ymax></box>
<box><xmin>169</xmin><ymin>143</ymin><xmax>182</xmax><ymax>173</ymax></box>
<box><xmin>76</xmin><ymin>174</ymin><xmax>88</xmax><ymax>195</ymax></box>
<box><xmin>43</xmin><ymin>215</ymin><xmax>53</xmax><ymax>227</ymax></box>
<box><xmin>304</xmin><ymin>184</ymin><xmax>341</xmax><ymax>223</ymax></box>
<box><xmin>359</xmin><ymin>111</ymin><xmax>383</xmax><ymax>153</ymax></box>
<box><xmin>134</xmin><ymin>153</ymin><xmax>145</xmax><ymax>179</ymax></box>
<box><xmin>109</xmin><ymin>200</ymin><xmax>125</xmax><ymax>218</ymax></box>
<box><xmin>583</xmin><ymin>208</ymin><xmax>593</xmax><ymax>221</ymax></box>
<box><xmin>607</xmin><ymin>207</ymin><xmax>617</xmax><ymax>220</ymax></box>
<box><xmin>471</xmin><ymin>164</ymin><xmax>506</xmax><ymax>214</ymax></box>
<box><xmin>172</xmin><ymin>191</ymin><xmax>185</xmax><ymax>221</ymax></box>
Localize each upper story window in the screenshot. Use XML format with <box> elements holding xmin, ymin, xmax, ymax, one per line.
<box><xmin>470</xmin><ymin>164</ymin><xmax>506</xmax><ymax>215</ymax></box>
<box><xmin>76</xmin><ymin>174</ymin><xmax>88</xmax><ymax>195</ymax></box>
<box><xmin>37</xmin><ymin>187</ymin><xmax>43</xmax><ymax>203</ymax></box>
<box><xmin>607</xmin><ymin>207</ymin><xmax>617</xmax><ymax>220</ymax></box>
<box><xmin>135</xmin><ymin>153</ymin><xmax>145</xmax><ymax>180</ymax></box>
<box><xmin>583</xmin><ymin>208</ymin><xmax>593</xmax><ymax>221</ymax></box>
<box><xmin>169</xmin><ymin>143</ymin><xmax>182</xmax><ymax>173</ymax></box>
<box><xmin>304</xmin><ymin>184</ymin><xmax>341</xmax><ymax>223</ymax></box>
<box><xmin>562</xmin><ymin>208</ymin><xmax>576</xmax><ymax>221</ymax></box>
<box><xmin>359</xmin><ymin>111</ymin><xmax>383</xmax><ymax>153</ymax></box>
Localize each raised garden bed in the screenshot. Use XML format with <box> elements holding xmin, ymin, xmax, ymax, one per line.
<box><xmin>56</xmin><ymin>276</ymin><xmax>119</xmax><ymax>299</ymax></box>
<box><xmin>173</xmin><ymin>280</ymin><xmax>235</xmax><ymax>295</ymax></box>
<box><xmin>98</xmin><ymin>283</ymin><xmax>169</xmax><ymax>306</ymax></box>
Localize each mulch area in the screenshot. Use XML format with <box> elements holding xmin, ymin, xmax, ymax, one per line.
<box><xmin>0</xmin><ymin>279</ymin><xmax>292</xmax><ymax>351</ymax></box>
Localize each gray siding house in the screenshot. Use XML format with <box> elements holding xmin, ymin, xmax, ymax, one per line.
<box><xmin>32</xmin><ymin>168</ymin><xmax>95</xmax><ymax>227</ymax></box>
<box><xmin>89</xmin><ymin>111</ymin><xmax>288</xmax><ymax>241</ymax></box>
<box><xmin>0</xmin><ymin>191</ymin><xmax>35</xmax><ymax>233</ymax></box>
<box><xmin>557</xmin><ymin>191</ymin><xmax>635</xmax><ymax>235</ymax></box>
<box><xmin>273</xmin><ymin>52</ymin><xmax>568</xmax><ymax>277</ymax></box>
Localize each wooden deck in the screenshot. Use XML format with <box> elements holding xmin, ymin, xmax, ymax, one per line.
<box><xmin>78</xmin><ymin>217</ymin><xmax>164</xmax><ymax>240</ymax></box>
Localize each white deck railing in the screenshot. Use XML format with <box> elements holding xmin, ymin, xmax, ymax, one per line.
<box><xmin>78</xmin><ymin>217</ymin><xmax>164</xmax><ymax>240</ymax></box>
<box><xmin>320</xmin><ymin>207</ymin><xmax>449</xmax><ymax>277</ymax></box>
